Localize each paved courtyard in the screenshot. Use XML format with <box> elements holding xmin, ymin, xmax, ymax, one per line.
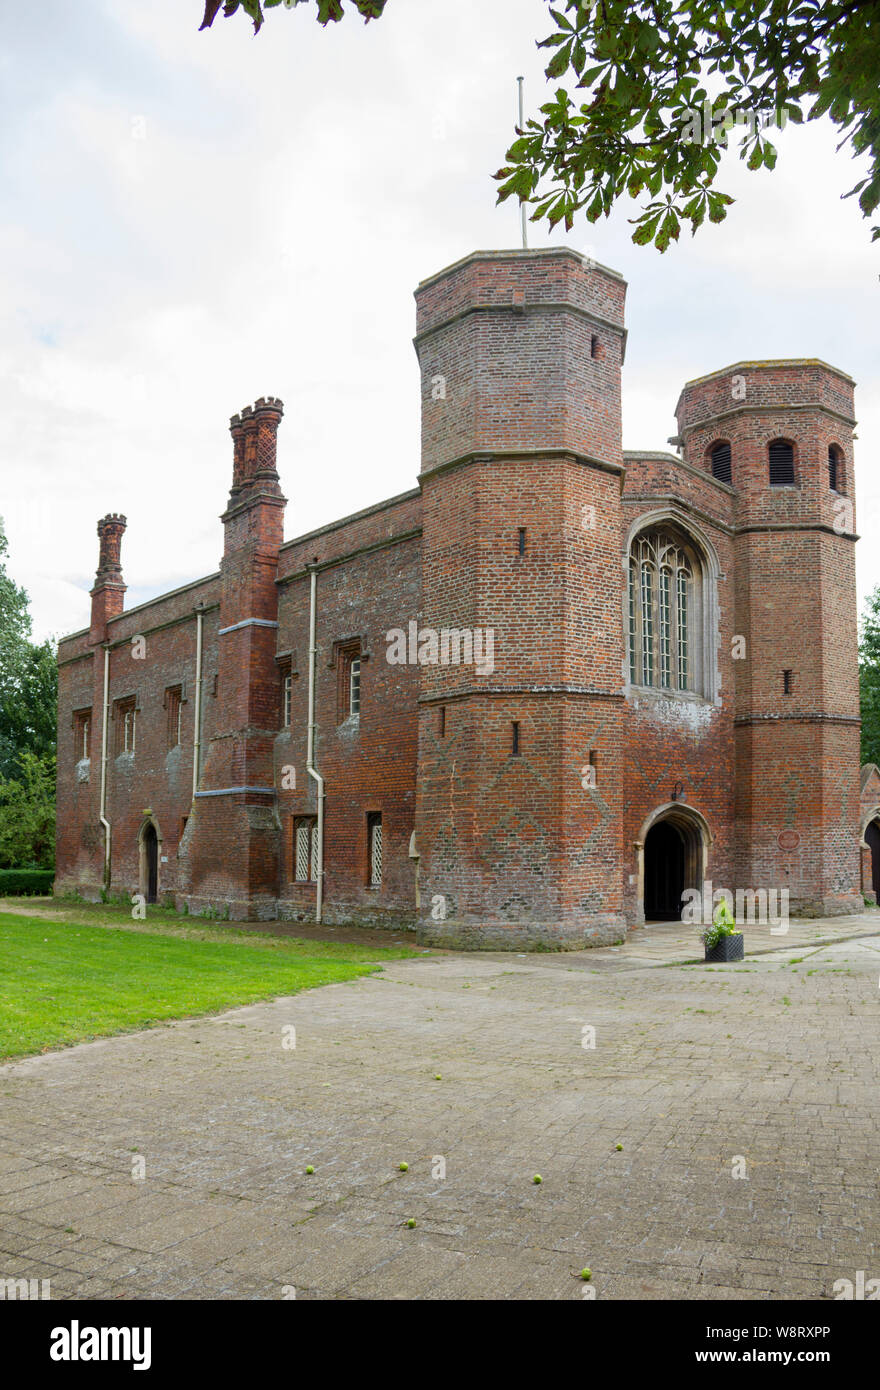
<box><xmin>2</xmin><ymin>920</ymin><xmax>879</xmax><ymax>1300</ymax></box>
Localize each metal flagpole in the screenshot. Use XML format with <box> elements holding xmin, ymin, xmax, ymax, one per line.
<box><xmin>517</xmin><ymin>76</ymin><xmax>528</xmax><ymax>250</ymax></box>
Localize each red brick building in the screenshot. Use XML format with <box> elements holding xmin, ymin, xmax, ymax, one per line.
<box><xmin>55</xmin><ymin>247</ymin><xmax>871</xmax><ymax>947</ymax></box>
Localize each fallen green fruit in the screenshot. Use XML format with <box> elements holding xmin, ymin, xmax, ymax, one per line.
<box><xmin>406</xmin><ymin>1218</ymin><xmax>416</xmax><ymax>1228</ymax></box>
<box><xmin>305</xmin><ymin>1165</ymin><xmax>314</xmax><ymax>1174</ymax></box>
<box><xmin>580</xmin><ymin>1268</ymin><xmax>592</xmax><ymax>1281</ymax></box>
<box><xmin>533</xmin><ymin>1175</ymin><xmax>542</xmax><ymax>1184</ymax></box>
<box><xmin>399</xmin><ymin>1162</ymin><xmax>409</xmax><ymax>1171</ymax></box>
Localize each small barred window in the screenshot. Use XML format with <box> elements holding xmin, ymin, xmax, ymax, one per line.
<box><xmin>293</xmin><ymin>817</ymin><xmax>318</xmax><ymax>882</ymax></box>
<box><xmin>73</xmin><ymin>709</ymin><xmax>91</xmax><ymax>762</ymax></box>
<box><xmin>336</xmin><ymin>642</ymin><xmax>362</xmax><ymax>723</ymax></box>
<box><xmin>114</xmin><ymin>698</ymin><xmax>137</xmax><ymax>756</ymax></box>
<box><xmin>165</xmin><ymin>686</ymin><xmax>183</xmax><ymax>749</ymax></box>
<box><xmin>367</xmin><ymin>813</ymin><xmax>382</xmax><ymax>887</ymax></box>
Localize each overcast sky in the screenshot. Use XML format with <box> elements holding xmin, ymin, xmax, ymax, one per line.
<box><xmin>1</xmin><ymin>0</ymin><xmax>877</xmax><ymax>644</ymax></box>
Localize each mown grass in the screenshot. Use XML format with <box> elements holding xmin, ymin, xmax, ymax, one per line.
<box><xmin>0</xmin><ymin>908</ymin><xmax>417</xmax><ymax>1061</ymax></box>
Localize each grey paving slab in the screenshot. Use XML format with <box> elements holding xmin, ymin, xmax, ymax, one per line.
<box><xmin>1</xmin><ymin>928</ymin><xmax>879</xmax><ymax>1298</ymax></box>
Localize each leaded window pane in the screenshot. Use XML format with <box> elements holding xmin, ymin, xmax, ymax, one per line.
<box><xmin>628</xmin><ymin>562</ymin><xmax>637</xmax><ymax>684</ymax></box>
<box><xmin>659</xmin><ymin>567</ymin><xmax>672</xmax><ymax>688</ymax></box>
<box><xmin>640</xmin><ymin>562</ymin><xmax>654</xmax><ymax>686</ymax></box>
<box><xmin>677</xmin><ymin>568</ymin><xmax>689</xmax><ymax>690</ymax></box>
<box><xmin>295</xmin><ymin>822</ymin><xmax>311</xmax><ymax>881</ymax></box>
<box><xmin>310</xmin><ymin>823</ymin><xmax>319</xmax><ymax>881</ymax></box>
<box><xmin>369</xmin><ymin>816</ymin><xmax>382</xmax><ymax>886</ymax></box>
<box><xmin>350</xmin><ymin>658</ymin><xmax>361</xmax><ymax>716</ymax></box>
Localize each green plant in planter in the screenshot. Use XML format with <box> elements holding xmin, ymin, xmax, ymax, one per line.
<box><xmin>699</xmin><ymin>897</ymin><xmax>741</xmax><ymax>951</ymax></box>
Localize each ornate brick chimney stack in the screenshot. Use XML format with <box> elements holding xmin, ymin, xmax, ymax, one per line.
<box><xmin>227</xmin><ymin>396</ymin><xmax>284</xmax><ymax>507</ymax></box>
<box><xmin>182</xmin><ymin>397</ymin><xmax>287</xmax><ymax>920</ymax></box>
<box><xmin>89</xmin><ymin>513</ymin><xmax>127</xmax><ymax>643</ymax></box>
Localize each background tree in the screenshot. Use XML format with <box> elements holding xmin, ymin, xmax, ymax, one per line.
<box><xmin>0</xmin><ymin>519</ymin><xmax>57</xmax><ymax>869</ymax></box>
<box><xmin>859</xmin><ymin>586</ymin><xmax>880</xmax><ymax>769</ymax></box>
<box><xmin>200</xmin><ymin>0</ymin><xmax>879</xmax><ymax>252</ymax></box>
<box><xmin>0</xmin><ymin>752</ymin><xmax>55</xmax><ymax>871</ymax></box>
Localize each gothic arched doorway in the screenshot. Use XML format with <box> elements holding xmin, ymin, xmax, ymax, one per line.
<box><xmin>866</xmin><ymin>819</ymin><xmax>880</xmax><ymax>900</ymax></box>
<box><xmin>637</xmin><ymin>803</ymin><xmax>711</xmax><ymax>924</ymax></box>
<box><xmin>139</xmin><ymin>820</ymin><xmax>159</xmax><ymax>904</ymax></box>
<box><xmin>644</xmin><ymin>820</ymin><xmax>685</xmax><ymax>921</ymax></box>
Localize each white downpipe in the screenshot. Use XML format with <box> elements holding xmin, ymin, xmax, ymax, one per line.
<box><xmin>99</xmin><ymin>644</ymin><xmax>111</xmax><ymax>890</ymax></box>
<box><xmin>306</xmin><ymin>566</ymin><xmax>325</xmax><ymax>923</ymax></box>
<box><xmin>192</xmin><ymin>608</ymin><xmax>203</xmax><ymax>799</ymax></box>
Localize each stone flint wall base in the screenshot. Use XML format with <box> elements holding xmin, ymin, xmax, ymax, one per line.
<box><xmin>179</xmin><ymin>893</ymin><xmax>279</xmax><ymax>923</ymax></box>
<box><xmin>787</xmin><ymin>893</ymin><xmax>865</xmax><ymax>918</ymax></box>
<box><xmin>276</xmin><ymin>902</ymin><xmax>418</xmax><ymax>932</ymax></box>
<box><xmin>416</xmin><ymin>914</ymin><xmax>628</xmax><ymax>951</ymax></box>
<box><xmin>53</xmin><ymin>879</ymin><xmax>104</xmax><ymax>903</ymax></box>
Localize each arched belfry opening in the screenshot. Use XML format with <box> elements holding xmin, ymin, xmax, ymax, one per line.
<box><xmin>138</xmin><ymin>818</ymin><xmax>160</xmax><ymax>904</ymax></box>
<box><xmin>636</xmin><ymin>804</ymin><xmax>710</xmax><ymax>923</ymax></box>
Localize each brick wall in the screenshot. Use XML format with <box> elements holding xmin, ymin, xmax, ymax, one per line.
<box><xmin>56</xmin><ymin>572</ymin><xmax>220</xmax><ymax>902</ymax></box>
<box><xmin>54</xmin><ymin>264</ymin><xmax>866</xmax><ymax>943</ymax></box>
<box><xmin>274</xmin><ymin>490</ymin><xmax>423</xmax><ymax>928</ymax></box>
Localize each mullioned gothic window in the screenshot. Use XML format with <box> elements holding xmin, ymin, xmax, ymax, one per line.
<box><xmin>628</xmin><ymin>530</ymin><xmax>703</xmax><ymax>695</ymax></box>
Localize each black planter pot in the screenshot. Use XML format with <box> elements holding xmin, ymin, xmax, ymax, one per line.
<box><xmin>704</xmin><ymin>932</ymin><xmax>744</xmax><ymax>963</ymax></box>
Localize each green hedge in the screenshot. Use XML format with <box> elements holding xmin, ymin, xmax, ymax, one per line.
<box><xmin>0</xmin><ymin>869</ymin><xmax>55</xmax><ymax>896</ymax></box>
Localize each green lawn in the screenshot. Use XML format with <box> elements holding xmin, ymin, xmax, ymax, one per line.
<box><xmin>0</xmin><ymin>909</ymin><xmax>417</xmax><ymax>1060</ymax></box>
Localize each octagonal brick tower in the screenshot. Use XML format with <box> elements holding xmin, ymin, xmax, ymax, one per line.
<box><xmin>676</xmin><ymin>360</ymin><xmax>861</xmax><ymax>915</ymax></box>
<box><xmin>413</xmin><ymin>248</ymin><xmax>628</xmax><ymax>948</ymax></box>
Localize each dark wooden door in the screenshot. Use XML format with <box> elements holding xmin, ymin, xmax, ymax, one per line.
<box><xmin>644</xmin><ymin>820</ymin><xmax>685</xmax><ymax>921</ymax></box>
<box><xmin>866</xmin><ymin>820</ymin><xmax>880</xmax><ymax>900</ymax></box>
<box><xmin>144</xmin><ymin>824</ymin><xmax>158</xmax><ymax>903</ymax></box>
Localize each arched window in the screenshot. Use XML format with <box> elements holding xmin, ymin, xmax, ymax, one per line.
<box><xmin>828</xmin><ymin>444</ymin><xmax>844</xmax><ymax>493</ymax></box>
<box><xmin>628</xmin><ymin>530</ymin><xmax>701</xmax><ymax>694</ymax></box>
<box><xmin>709</xmin><ymin>440</ymin><xmax>732</xmax><ymax>484</ymax></box>
<box><xmin>768</xmin><ymin>439</ymin><xmax>795</xmax><ymax>486</ymax></box>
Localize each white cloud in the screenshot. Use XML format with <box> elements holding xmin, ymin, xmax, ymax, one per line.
<box><xmin>0</xmin><ymin>0</ymin><xmax>876</xmax><ymax>642</ymax></box>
